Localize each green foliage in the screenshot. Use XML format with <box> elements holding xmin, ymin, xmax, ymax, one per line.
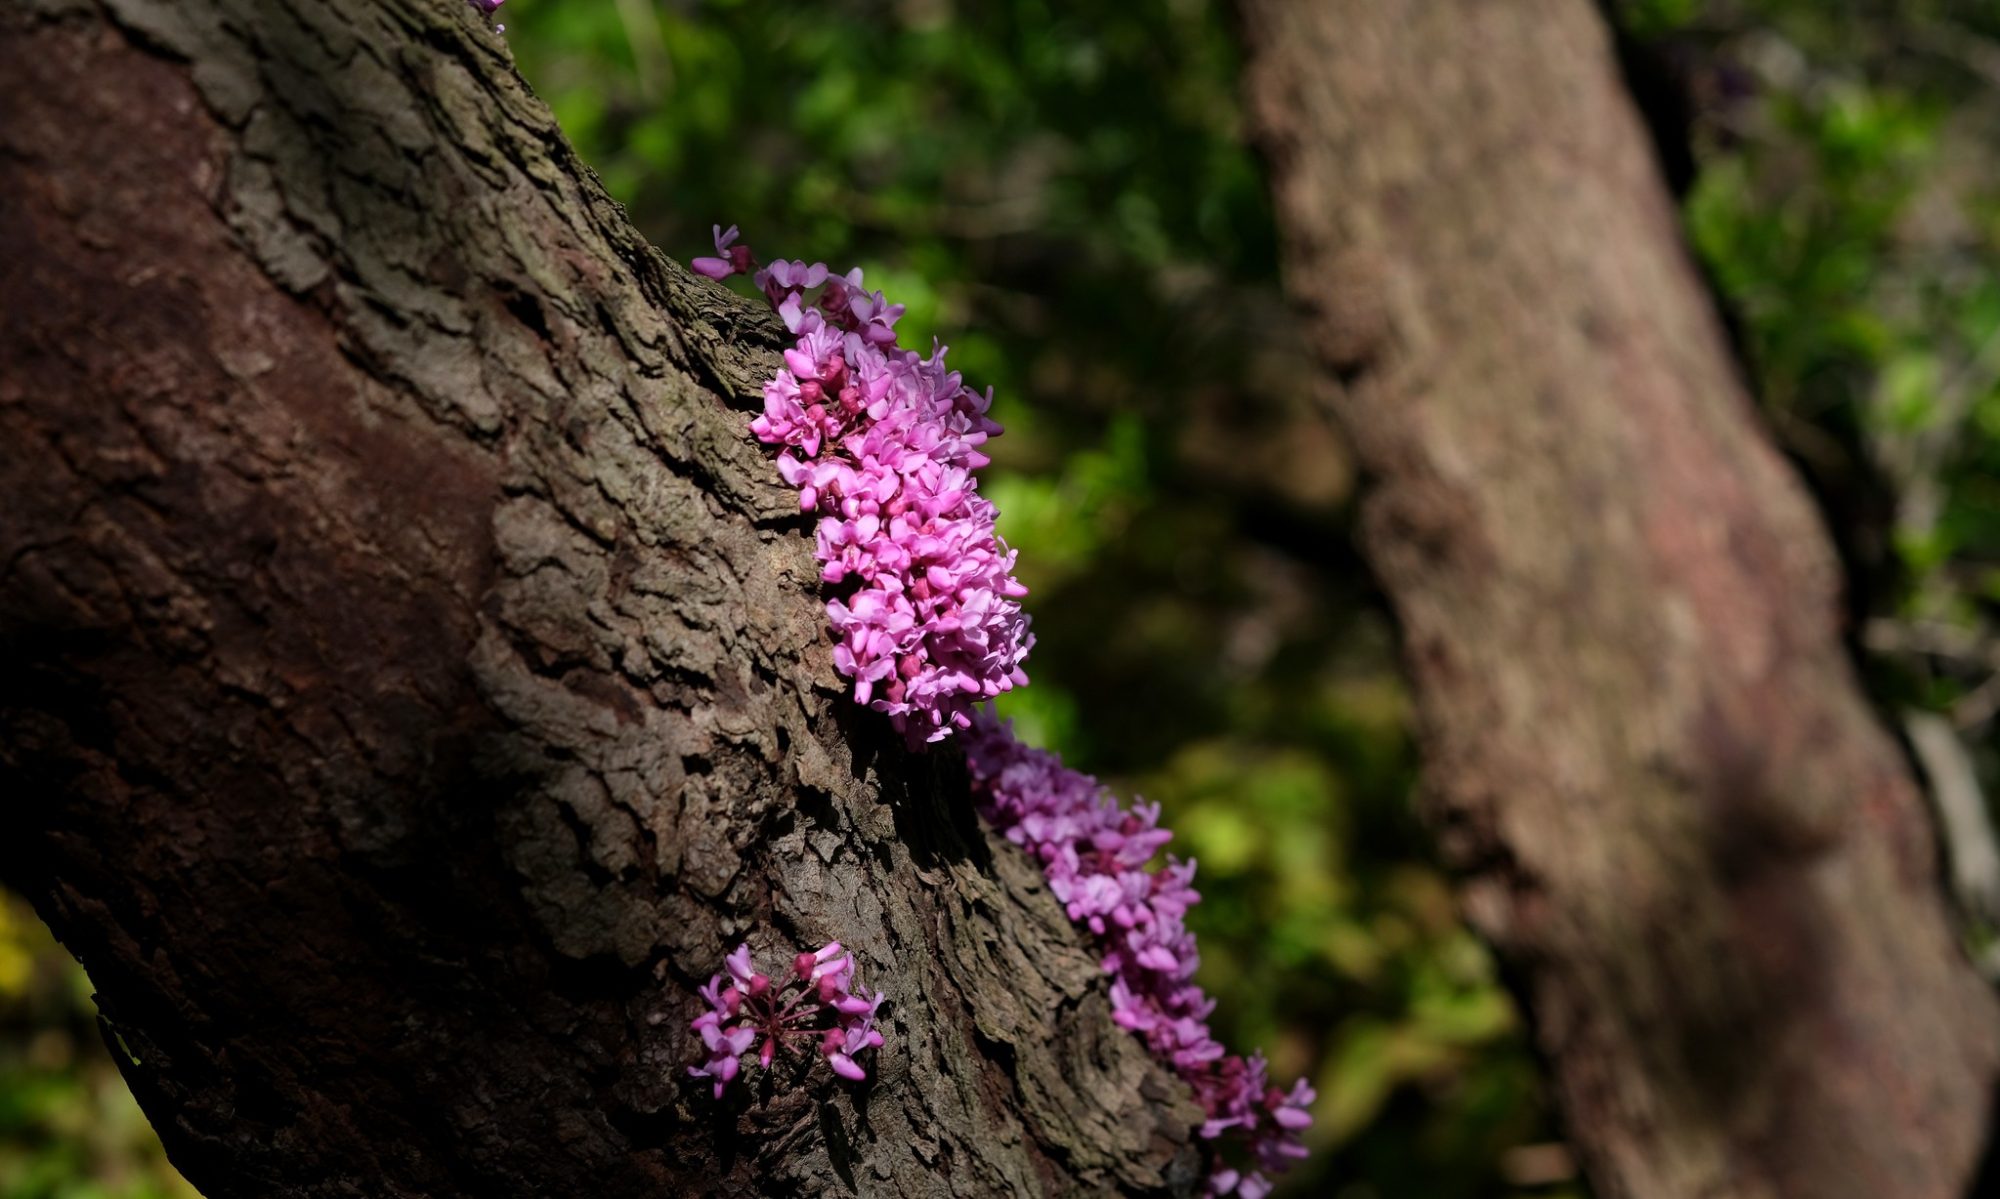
<box><xmin>1634</xmin><ymin>0</ymin><xmax>2000</xmax><ymax>730</ymax></box>
<box><xmin>0</xmin><ymin>894</ymin><xmax>196</xmax><ymax>1199</ymax></box>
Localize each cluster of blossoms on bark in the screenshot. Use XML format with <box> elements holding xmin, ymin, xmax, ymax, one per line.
<box><xmin>688</xmin><ymin>942</ymin><xmax>886</xmax><ymax>1096</ymax></box>
<box><xmin>694</xmin><ymin>226</ymin><xmax>1033</xmax><ymax>744</ymax></box>
<box><xmin>964</xmin><ymin>711</ymin><xmax>1313</xmax><ymax>1198</ymax></box>
<box><xmin>687</xmin><ymin>229</ymin><xmax>1311</xmax><ymax>1196</ymax></box>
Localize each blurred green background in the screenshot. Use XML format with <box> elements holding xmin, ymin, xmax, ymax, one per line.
<box><xmin>0</xmin><ymin>895</ymin><xmax>196</xmax><ymax>1199</ymax></box>
<box><xmin>16</xmin><ymin>0</ymin><xmax>2000</xmax><ymax>1194</ymax></box>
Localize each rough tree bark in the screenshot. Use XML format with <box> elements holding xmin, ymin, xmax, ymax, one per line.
<box><xmin>0</xmin><ymin>1</ymin><xmax>1203</xmax><ymax>1195</ymax></box>
<box><xmin>1239</xmin><ymin>3</ymin><xmax>1999</xmax><ymax>1198</ymax></box>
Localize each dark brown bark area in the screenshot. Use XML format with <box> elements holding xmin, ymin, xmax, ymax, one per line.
<box><xmin>1238</xmin><ymin>2</ymin><xmax>1999</xmax><ymax>1198</ymax></box>
<box><xmin>0</xmin><ymin>1</ymin><xmax>1201</xmax><ymax>1195</ymax></box>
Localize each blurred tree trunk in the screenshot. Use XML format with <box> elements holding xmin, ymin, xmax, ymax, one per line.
<box><xmin>0</xmin><ymin>1</ymin><xmax>1201</xmax><ymax>1195</ymax></box>
<box><xmin>1238</xmin><ymin>3</ymin><xmax>2000</xmax><ymax>1198</ymax></box>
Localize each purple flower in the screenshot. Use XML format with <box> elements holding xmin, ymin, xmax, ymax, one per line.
<box><xmin>964</xmin><ymin>712</ymin><xmax>1313</xmax><ymax>1195</ymax></box>
<box><xmin>688</xmin><ymin>942</ymin><xmax>886</xmax><ymax>1096</ymax></box>
<box><xmin>821</xmin><ymin>991</ymin><xmax>886</xmax><ymax>1081</ymax></box>
<box><xmin>692</xmin><ymin>225</ymin><xmax>755</xmax><ymax>280</ymax></box>
<box><xmin>709</xmin><ymin>229</ymin><xmax>1035</xmax><ymax>743</ymax></box>
<box><xmin>698</xmin><ymin>228</ymin><xmax>1309</xmax><ymax>1190</ymax></box>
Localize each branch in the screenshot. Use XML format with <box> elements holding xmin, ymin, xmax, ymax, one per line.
<box><xmin>0</xmin><ymin>0</ymin><xmax>1198</xmax><ymax>1193</ymax></box>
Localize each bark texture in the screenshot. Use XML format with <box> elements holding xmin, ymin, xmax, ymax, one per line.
<box><xmin>0</xmin><ymin>1</ymin><xmax>1203</xmax><ymax>1195</ymax></box>
<box><xmin>1238</xmin><ymin>3</ymin><xmax>2000</xmax><ymax>1198</ymax></box>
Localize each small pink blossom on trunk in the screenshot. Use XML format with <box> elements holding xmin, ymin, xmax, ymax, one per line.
<box><xmin>688</xmin><ymin>942</ymin><xmax>885</xmax><ymax>1097</ymax></box>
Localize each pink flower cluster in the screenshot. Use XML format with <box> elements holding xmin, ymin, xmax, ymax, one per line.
<box><xmin>689</xmin><ymin>942</ymin><xmax>886</xmax><ymax>1098</ymax></box>
<box><xmin>694</xmin><ymin>226</ymin><xmax>1033</xmax><ymax>743</ymax></box>
<box><xmin>963</xmin><ymin>711</ymin><xmax>1313</xmax><ymax>1199</ymax></box>
<box><xmin>689</xmin><ymin>225</ymin><xmax>1309</xmax><ymax>1189</ymax></box>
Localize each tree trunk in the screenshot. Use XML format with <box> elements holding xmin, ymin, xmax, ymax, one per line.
<box><xmin>0</xmin><ymin>1</ymin><xmax>1201</xmax><ymax>1195</ymax></box>
<box><xmin>1238</xmin><ymin>3</ymin><xmax>1999</xmax><ymax>1198</ymax></box>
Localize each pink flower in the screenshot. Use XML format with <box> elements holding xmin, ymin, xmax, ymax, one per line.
<box><xmin>711</xmin><ymin>229</ymin><xmax>1035</xmax><ymax>743</ymax></box>
<box><xmin>688</xmin><ymin>942</ymin><xmax>887</xmax><ymax>1096</ymax></box>
<box><xmin>821</xmin><ymin>991</ymin><xmax>886</xmax><ymax>1081</ymax></box>
<box><xmin>695</xmin><ymin>229</ymin><xmax>1309</xmax><ymax>1191</ymax></box>
<box><xmin>964</xmin><ymin>712</ymin><xmax>1313</xmax><ymax>1195</ymax></box>
<box><xmin>692</xmin><ymin>225</ymin><xmax>755</xmax><ymax>280</ymax></box>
